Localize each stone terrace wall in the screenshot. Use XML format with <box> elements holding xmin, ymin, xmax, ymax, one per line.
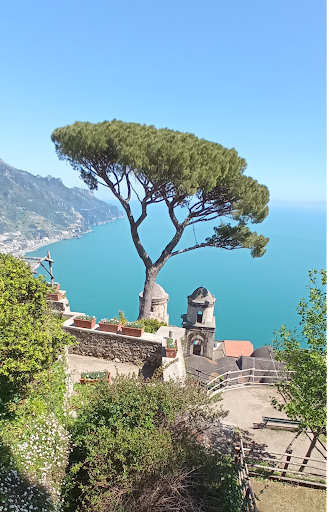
<box><xmin>63</xmin><ymin>323</ymin><xmax>162</xmax><ymax>367</ymax></box>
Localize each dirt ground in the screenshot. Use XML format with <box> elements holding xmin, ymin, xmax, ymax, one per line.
<box><xmin>250</xmin><ymin>478</ymin><xmax>327</xmax><ymax>512</ymax></box>
<box><xmin>67</xmin><ymin>353</ymin><xmax>140</xmax><ymax>383</ymax></box>
<box><xmin>213</xmin><ymin>387</ymin><xmax>327</xmax><ymax>469</ymax></box>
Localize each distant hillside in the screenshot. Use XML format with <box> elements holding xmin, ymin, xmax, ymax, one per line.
<box><xmin>0</xmin><ymin>158</ymin><xmax>123</xmax><ymax>254</ymax></box>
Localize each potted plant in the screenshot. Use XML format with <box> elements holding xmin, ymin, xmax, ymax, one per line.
<box><xmin>46</xmin><ymin>289</ymin><xmax>63</xmax><ymax>301</ymax></box>
<box><xmin>121</xmin><ymin>321</ymin><xmax>145</xmax><ymax>337</ymax></box>
<box><xmin>73</xmin><ymin>315</ymin><xmax>96</xmax><ymax>329</ymax></box>
<box><xmin>80</xmin><ymin>370</ymin><xmax>110</xmax><ymax>384</ymax></box>
<box><xmin>99</xmin><ymin>317</ymin><xmax>122</xmax><ymax>333</ymax></box>
<box><xmin>47</xmin><ymin>282</ymin><xmax>60</xmax><ymax>291</ymax></box>
<box><xmin>166</xmin><ymin>337</ymin><xmax>177</xmax><ymax>358</ymax></box>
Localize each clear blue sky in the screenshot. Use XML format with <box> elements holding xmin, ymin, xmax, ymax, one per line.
<box><xmin>0</xmin><ymin>0</ymin><xmax>326</xmax><ymax>202</ymax></box>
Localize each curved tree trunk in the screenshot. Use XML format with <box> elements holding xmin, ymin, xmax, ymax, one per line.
<box><xmin>138</xmin><ymin>265</ymin><xmax>160</xmax><ymax>320</ymax></box>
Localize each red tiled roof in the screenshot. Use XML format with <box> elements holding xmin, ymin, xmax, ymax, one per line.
<box><xmin>223</xmin><ymin>340</ymin><xmax>254</xmax><ymax>358</ymax></box>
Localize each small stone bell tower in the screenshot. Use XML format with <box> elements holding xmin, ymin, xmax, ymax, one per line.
<box><xmin>139</xmin><ymin>282</ymin><xmax>169</xmax><ymax>324</ymax></box>
<box><xmin>182</xmin><ymin>286</ymin><xmax>216</xmax><ymax>360</ymax></box>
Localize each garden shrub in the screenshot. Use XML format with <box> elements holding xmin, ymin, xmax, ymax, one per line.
<box><xmin>139</xmin><ymin>318</ymin><xmax>167</xmax><ymax>333</ymax></box>
<box><xmin>0</xmin><ymin>254</ymin><xmax>73</xmax><ymax>410</ymax></box>
<box><xmin>0</xmin><ymin>255</ymin><xmax>74</xmax><ymax>509</ymax></box>
<box><xmin>64</xmin><ymin>374</ymin><xmax>243</xmax><ymax>512</ymax></box>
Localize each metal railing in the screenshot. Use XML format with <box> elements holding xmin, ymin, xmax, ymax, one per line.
<box><xmin>206</xmin><ymin>368</ymin><xmax>295</xmax><ymax>396</ymax></box>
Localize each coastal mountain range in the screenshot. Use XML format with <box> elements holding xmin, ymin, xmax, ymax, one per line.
<box><xmin>0</xmin><ymin>158</ymin><xmax>123</xmax><ymax>254</ymax></box>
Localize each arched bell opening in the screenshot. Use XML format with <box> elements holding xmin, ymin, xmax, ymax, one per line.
<box><xmin>191</xmin><ymin>339</ymin><xmax>203</xmax><ymax>356</ymax></box>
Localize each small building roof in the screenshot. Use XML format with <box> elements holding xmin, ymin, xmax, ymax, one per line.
<box><xmin>223</xmin><ymin>340</ymin><xmax>254</xmax><ymax>358</ymax></box>
<box><xmin>251</xmin><ymin>346</ymin><xmax>275</xmax><ymax>359</ymax></box>
<box><xmin>139</xmin><ymin>282</ymin><xmax>168</xmax><ymax>301</ymax></box>
<box><xmin>188</xmin><ymin>286</ymin><xmax>216</xmax><ymax>306</ymax></box>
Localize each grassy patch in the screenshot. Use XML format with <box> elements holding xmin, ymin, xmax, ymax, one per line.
<box><xmin>250</xmin><ymin>478</ymin><xmax>327</xmax><ymax>512</ymax></box>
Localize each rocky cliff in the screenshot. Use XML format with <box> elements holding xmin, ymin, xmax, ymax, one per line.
<box><xmin>0</xmin><ymin>158</ymin><xmax>123</xmax><ymax>253</ymax></box>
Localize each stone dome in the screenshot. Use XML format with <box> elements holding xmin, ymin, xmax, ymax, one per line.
<box><xmin>188</xmin><ymin>286</ymin><xmax>216</xmax><ymax>306</ymax></box>
<box><xmin>139</xmin><ymin>282</ymin><xmax>168</xmax><ymax>303</ymax></box>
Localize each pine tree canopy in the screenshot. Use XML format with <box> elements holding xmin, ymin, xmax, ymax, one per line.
<box><xmin>51</xmin><ymin>120</ymin><xmax>270</xmax><ymax>318</ymax></box>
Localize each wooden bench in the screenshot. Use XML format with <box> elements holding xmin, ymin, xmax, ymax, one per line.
<box><xmin>253</xmin><ymin>417</ymin><xmax>300</xmax><ymax>430</ymax></box>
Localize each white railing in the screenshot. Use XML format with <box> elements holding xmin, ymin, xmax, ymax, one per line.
<box><xmin>236</xmin><ymin>438</ymin><xmax>258</xmax><ymax>512</ymax></box>
<box><xmin>206</xmin><ymin>368</ymin><xmax>295</xmax><ymax>396</ymax></box>
<box><xmin>235</xmin><ymin>443</ymin><xmax>327</xmax><ymax>489</ymax></box>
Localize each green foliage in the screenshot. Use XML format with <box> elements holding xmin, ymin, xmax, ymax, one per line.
<box><xmin>139</xmin><ymin>318</ymin><xmax>167</xmax><ymax>333</ymax></box>
<box><xmin>272</xmin><ymin>270</ymin><xmax>327</xmax><ymax>435</ymax></box>
<box><xmin>0</xmin><ymin>254</ymin><xmax>73</xmax><ymax>407</ymax></box>
<box><xmin>118</xmin><ymin>310</ymin><xmax>127</xmax><ymax>324</ymax></box>
<box><xmin>166</xmin><ymin>337</ymin><xmax>177</xmax><ymax>349</ymax></box>
<box><xmin>64</xmin><ymin>374</ymin><xmax>241</xmax><ymax>512</ymax></box>
<box><xmin>52</xmin><ymin>120</ymin><xmax>270</xmax><ymax>319</ymax></box>
<box><xmin>124</xmin><ymin>321</ymin><xmax>144</xmax><ymax>328</ymax></box>
<box><xmin>0</xmin><ymin>157</ymin><xmax>121</xmax><ymax>241</ymax></box>
<box><xmin>81</xmin><ymin>371</ymin><xmax>109</xmax><ymax>380</ymax></box>
<box><xmin>75</xmin><ymin>315</ymin><xmax>95</xmax><ymax>321</ymax></box>
<box><xmin>0</xmin><ymin>359</ymin><xmax>70</xmax><ymax>508</ymax></box>
<box><xmin>51</xmin><ymin>122</ymin><xmax>269</xmax><ymax>268</ymax></box>
<box><xmin>100</xmin><ymin>317</ymin><xmax>121</xmax><ymax>325</ymax></box>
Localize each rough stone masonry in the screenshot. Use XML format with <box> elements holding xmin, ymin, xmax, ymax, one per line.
<box><xmin>63</xmin><ymin>320</ymin><xmax>162</xmax><ymax>367</ymax></box>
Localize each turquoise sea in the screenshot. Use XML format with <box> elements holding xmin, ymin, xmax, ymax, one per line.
<box><xmin>27</xmin><ymin>201</ymin><xmax>326</xmax><ymax>350</ymax></box>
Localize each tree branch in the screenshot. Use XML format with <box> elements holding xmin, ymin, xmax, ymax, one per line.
<box><xmin>100</xmin><ymin>171</ymin><xmax>153</xmax><ymax>268</ymax></box>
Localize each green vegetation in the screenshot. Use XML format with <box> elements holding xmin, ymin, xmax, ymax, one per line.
<box><xmin>0</xmin><ymin>254</ymin><xmax>72</xmax><ymax>409</ymax></box>
<box><xmin>124</xmin><ymin>321</ymin><xmax>144</xmax><ymax>329</ymax></box>
<box><xmin>81</xmin><ymin>371</ymin><xmax>109</xmax><ymax>380</ymax></box>
<box><xmin>139</xmin><ymin>317</ymin><xmax>167</xmax><ymax>333</ymax></box>
<box><xmin>0</xmin><ymin>157</ymin><xmax>121</xmax><ymax>239</ymax></box>
<box><xmin>100</xmin><ymin>317</ymin><xmax>122</xmax><ymax>325</ymax></box>
<box><xmin>64</xmin><ymin>374</ymin><xmax>243</xmax><ymax>512</ymax></box>
<box><xmin>0</xmin><ymin>255</ymin><xmax>74</xmax><ymax>509</ymax></box>
<box><xmin>166</xmin><ymin>337</ymin><xmax>177</xmax><ymax>349</ymax></box>
<box><xmin>75</xmin><ymin>315</ymin><xmax>95</xmax><ymax>321</ymax></box>
<box><xmin>101</xmin><ymin>310</ymin><xmax>128</xmax><ymax>325</ymax></box>
<box><xmin>272</xmin><ymin>269</ymin><xmax>327</xmax><ymax>466</ymax></box>
<box><xmin>0</xmin><ymin>359</ymin><xmax>71</xmax><ymax>511</ymax></box>
<box><xmin>51</xmin><ymin>120</ymin><xmax>270</xmax><ymax>319</ymax></box>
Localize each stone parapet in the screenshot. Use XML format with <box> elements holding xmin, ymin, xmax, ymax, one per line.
<box><xmin>63</xmin><ymin>317</ymin><xmax>162</xmax><ymax>367</ymax></box>
<box><xmin>47</xmin><ymin>290</ymin><xmax>70</xmax><ymax>314</ymax></box>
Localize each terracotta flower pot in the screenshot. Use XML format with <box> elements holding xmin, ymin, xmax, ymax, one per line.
<box><xmin>99</xmin><ymin>322</ymin><xmax>122</xmax><ymax>333</ymax></box>
<box><xmin>47</xmin><ymin>292</ymin><xmax>63</xmax><ymax>301</ymax></box>
<box><xmin>73</xmin><ymin>317</ymin><xmax>96</xmax><ymax>329</ymax></box>
<box><xmin>165</xmin><ymin>347</ymin><xmax>177</xmax><ymax>358</ymax></box>
<box><xmin>121</xmin><ymin>326</ymin><xmax>145</xmax><ymax>337</ymax></box>
<box><xmin>166</xmin><ymin>339</ymin><xmax>177</xmax><ymax>358</ymax></box>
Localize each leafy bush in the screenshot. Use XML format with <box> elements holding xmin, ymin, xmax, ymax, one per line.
<box><xmin>0</xmin><ymin>254</ymin><xmax>73</xmax><ymax>408</ymax></box>
<box><xmin>139</xmin><ymin>318</ymin><xmax>167</xmax><ymax>333</ymax></box>
<box><xmin>63</xmin><ymin>374</ymin><xmax>242</xmax><ymax>512</ymax></box>
<box><xmin>75</xmin><ymin>315</ymin><xmax>95</xmax><ymax>321</ymax></box>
